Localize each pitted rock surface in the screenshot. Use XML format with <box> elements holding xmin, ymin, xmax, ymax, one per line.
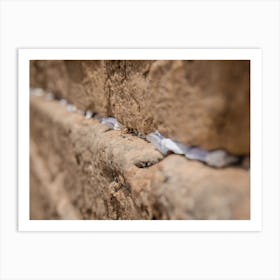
<box><xmin>30</xmin><ymin>60</ymin><xmax>250</xmax><ymax>155</ymax></box>
<box><xmin>30</xmin><ymin>96</ymin><xmax>250</xmax><ymax>220</ymax></box>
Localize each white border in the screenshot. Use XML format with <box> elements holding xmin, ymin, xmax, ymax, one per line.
<box><xmin>18</xmin><ymin>49</ymin><xmax>262</xmax><ymax>231</ymax></box>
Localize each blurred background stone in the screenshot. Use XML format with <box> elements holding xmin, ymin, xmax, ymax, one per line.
<box><xmin>30</xmin><ymin>60</ymin><xmax>250</xmax><ymax>155</ymax></box>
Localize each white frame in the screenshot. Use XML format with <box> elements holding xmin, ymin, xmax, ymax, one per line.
<box><xmin>18</xmin><ymin>49</ymin><xmax>262</xmax><ymax>231</ymax></box>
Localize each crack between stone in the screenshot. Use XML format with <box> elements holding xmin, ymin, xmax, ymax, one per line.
<box><xmin>30</xmin><ymin>88</ymin><xmax>246</xmax><ymax>169</ymax></box>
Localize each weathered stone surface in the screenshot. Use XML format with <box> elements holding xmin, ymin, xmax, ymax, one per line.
<box><xmin>30</xmin><ymin>60</ymin><xmax>250</xmax><ymax>155</ymax></box>
<box><xmin>149</xmin><ymin>155</ymin><xmax>249</xmax><ymax>219</ymax></box>
<box><xmin>30</xmin><ymin>96</ymin><xmax>250</xmax><ymax>220</ymax></box>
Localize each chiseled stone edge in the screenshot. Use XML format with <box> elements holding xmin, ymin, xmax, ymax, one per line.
<box><xmin>30</xmin><ymin>95</ymin><xmax>250</xmax><ymax>220</ymax></box>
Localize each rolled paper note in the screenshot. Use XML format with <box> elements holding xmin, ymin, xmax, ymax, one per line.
<box><xmin>146</xmin><ymin>131</ymin><xmax>169</xmax><ymax>155</ymax></box>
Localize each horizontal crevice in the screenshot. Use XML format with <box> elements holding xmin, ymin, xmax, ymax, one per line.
<box><xmin>30</xmin><ymin>88</ymin><xmax>248</xmax><ymax>169</ymax></box>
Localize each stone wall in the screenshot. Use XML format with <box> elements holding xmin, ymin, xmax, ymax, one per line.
<box><xmin>30</xmin><ymin>60</ymin><xmax>250</xmax><ymax>220</ymax></box>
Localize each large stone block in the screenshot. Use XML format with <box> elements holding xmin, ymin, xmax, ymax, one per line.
<box><xmin>30</xmin><ymin>96</ymin><xmax>250</xmax><ymax>220</ymax></box>
<box><xmin>30</xmin><ymin>60</ymin><xmax>250</xmax><ymax>155</ymax></box>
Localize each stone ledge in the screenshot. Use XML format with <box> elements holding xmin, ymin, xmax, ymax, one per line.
<box><xmin>30</xmin><ymin>96</ymin><xmax>250</xmax><ymax>220</ymax></box>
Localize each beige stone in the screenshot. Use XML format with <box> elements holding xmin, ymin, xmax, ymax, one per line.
<box><xmin>30</xmin><ymin>96</ymin><xmax>250</xmax><ymax>220</ymax></box>
<box><xmin>30</xmin><ymin>59</ymin><xmax>250</xmax><ymax>155</ymax></box>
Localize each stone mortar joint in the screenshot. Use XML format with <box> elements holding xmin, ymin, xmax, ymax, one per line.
<box><xmin>30</xmin><ymin>88</ymin><xmax>240</xmax><ymax>168</ymax></box>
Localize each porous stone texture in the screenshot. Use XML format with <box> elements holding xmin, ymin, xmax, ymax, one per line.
<box><xmin>30</xmin><ymin>96</ymin><xmax>250</xmax><ymax>220</ymax></box>
<box><xmin>30</xmin><ymin>60</ymin><xmax>250</xmax><ymax>155</ymax></box>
